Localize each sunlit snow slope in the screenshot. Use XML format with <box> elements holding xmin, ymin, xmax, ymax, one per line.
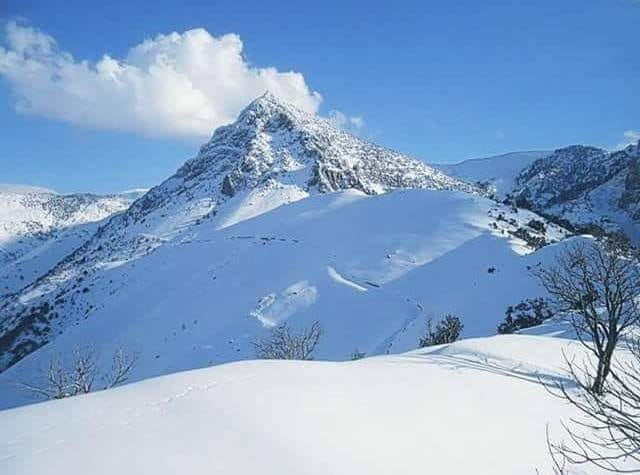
<box><xmin>0</xmin><ymin>188</ymin><xmax>571</xmax><ymax>409</ymax></box>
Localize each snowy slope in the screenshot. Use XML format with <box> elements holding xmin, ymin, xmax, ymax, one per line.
<box><xmin>0</xmin><ymin>188</ymin><xmax>572</xmax><ymax>409</ymax></box>
<box><xmin>0</xmin><ymin>221</ymin><xmax>103</xmax><ymax>297</ymax></box>
<box><xmin>436</xmin><ymin>150</ymin><xmax>550</xmax><ymax>197</ymax></box>
<box><xmin>0</xmin><ymin>93</ymin><xmax>483</xmax><ymax>374</ymax></box>
<box><xmin>0</xmin><ymin>333</ymin><xmax>627</xmax><ymax>474</ymax></box>
<box><xmin>0</xmin><ymin>188</ymin><xmax>143</xmax><ymax>297</ymax></box>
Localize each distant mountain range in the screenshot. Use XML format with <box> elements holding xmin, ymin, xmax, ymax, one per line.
<box><xmin>0</xmin><ymin>188</ymin><xmax>144</xmax><ymax>297</ymax></box>
<box><xmin>436</xmin><ymin>150</ymin><xmax>550</xmax><ymax>197</ymax></box>
<box><xmin>437</xmin><ymin>142</ymin><xmax>640</xmax><ymax>241</ymax></box>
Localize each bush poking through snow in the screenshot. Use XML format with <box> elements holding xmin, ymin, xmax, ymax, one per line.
<box><xmin>252</xmin><ymin>321</ymin><xmax>323</xmax><ymax>360</ymax></box>
<box><xmin>419</xmin><ymin>314</ymin><xmax>463</xmax><ymax>347</ymax></box>
<box><xmin>527</xmin><ymin>219</ymin><xmax>546</xmax><ymax>233</ymax></box>
<box><xmin>17</xmin><ymin>346</ymin><xmax>137</xmax><ymax>400</ymax></box>
<box><xmin>497</xmin><ymin>298</ymin><xmax>552</xmax><ymax>334</ymax></box>
<box><xmin>509</xmin><ymin>227</ymin><xmax>547</xmax><ymax>250</ymax></box>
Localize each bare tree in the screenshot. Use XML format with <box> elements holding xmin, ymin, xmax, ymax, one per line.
<box><xmin>17</xmin><ymin>353</ymin><xmax>73</xmax><ymax>400</ymax></box>
<box><xmin>547</xmin><ymin>338</ymin><xmax>640</xmax><ymax>472</ymax></box>
<box><xmin>71</xmin><ymin>345</ymin><xmax>98</xmax><ymax>395</ymax></box>
<box><xmin>105</xmin><ymin>348</ymin><xmax>138</xmax><ymax>388</ymax></box>
<box><xmin>18</xmin><ymin>345</ymin><xmax>137</xmax><ymax>400</ymax></box>
<box><xmin>533</xmin><ymin>240</ymin><xmax>640</xmax><ymax>395</ymax></box>
<box><xmin>252</xmin><ymin>321</ymin><xmax>323</xmax><ymax>360</ymax></box>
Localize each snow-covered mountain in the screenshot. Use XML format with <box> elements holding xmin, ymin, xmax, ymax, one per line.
<box><xmin>511</xmin><ymin>143</ymin><xmax>640</xmax><ymax>239</ymax></box>
<box><xmin>0</xmin><ymin>93</ymin><xmax>574</xmax><ymax>405</ymax></box>
<box><xmin>0</xmin><ymin>183</ymin><xmax>55</xmax><ymax>194</ymax></box>
<box><xmin>0</xmin><ymin>188</ymin><xmax>143</xmax><ymax>297</ymax></box>
<box><xmin>436</xmin><ymin>150</ymin><xmax>550</xmax><ymax>197</ymax></box>
<box><xmin>2</xmin><ymin>332</ymin><xmax>633</xmax><ymax>474</ymax></box>
<box><xmin>438</xmin><ymin>143</ymin><xmax>640</xmax><ymax>241</ymax></box>
<box><xmin>109</xmin><ymin>91</ymin><xmax>477</xmax><ymax>242</ymax></box>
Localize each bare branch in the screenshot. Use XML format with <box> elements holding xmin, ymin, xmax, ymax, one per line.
<box><xmin>16</xmin><ymin>345</ymin><xmax>137</xmax><ymax>400</ymax></box>
<box><xmin>532</xmin><ymin>239</ymin><xmax>640</xmax><ymax>395</ymax></box>
<box><xmin>252</xmin><ymin>321</ymin><xmax>323</xmax><ymax>360</ymax></box>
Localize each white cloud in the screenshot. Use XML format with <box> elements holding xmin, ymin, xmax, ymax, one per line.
<box><xmin>623</xmin><ymin>130</ymin><xmax>640</xmax><ymax>144</ymax></box>
<box><xmin>327</xmin><ymin>110</ymin><xmax>365</xmax><ymax>132</ymax></box>
<box><xmin>615</xmin><ymin>130</ymin><xmax>640</xmax><ymax>149</ymax></box>
<box><xmin>0</xmin><ymin>21</ymin><xmax>323</xmax><ymax>140</ymax></box>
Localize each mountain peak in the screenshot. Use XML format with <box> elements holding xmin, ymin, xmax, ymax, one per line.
<box><xmin>234</xmin><ymin>91</ymin><xmax>309</xmax><ymax>130</ymax></box>
<box><xmin>185</xmin><ymin>91</ymin><xmax>478</xmax><ymax>202</ymax></box>
<box><xmin>255</xmin><ymin>90</ymin><xmax>280</xmax><ymax>104</ymax></box>
<box><xmin>245</xmin><ymin>90</ymin><xmax>282</xmax><ymax>110</ymax></box>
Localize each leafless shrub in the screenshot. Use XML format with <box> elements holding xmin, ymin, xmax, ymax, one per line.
<box><xmin>106</xmin><ymin>348</ymin><xmax>138</xmax><ymax>388</ymax></box>
<box><xmin>17</xmin><ymin>345</ymin><xmax>137</xmax><ymax>400</ymax></box>
<box><xmin>252</xmin><ymin>321</ymin><xmax>323</xmax><ymax>360</ymax></box>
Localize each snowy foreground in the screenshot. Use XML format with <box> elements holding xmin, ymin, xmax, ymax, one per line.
<box><xmin>0</xmin><ymin>333</ymin><xmax>616</xmax><ymax>474</ymax></box>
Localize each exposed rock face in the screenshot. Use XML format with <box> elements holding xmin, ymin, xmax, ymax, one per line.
<box><xmin>620</xmin><ymin>147</ymin><xmax>640</xmax><ymax>220</ymax></box>
<box><xmin>221</xmin><ymin>175</ymin><xmax>235</xmax><ymax>197</ymax></box>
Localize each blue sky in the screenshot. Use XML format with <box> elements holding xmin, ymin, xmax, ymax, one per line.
<box><xmin>0</xmin><ymin>0</ymin><xmax>638</xmax><ymax>193</ymax></box>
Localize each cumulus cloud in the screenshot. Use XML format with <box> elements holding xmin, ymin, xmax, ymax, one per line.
<box><xmin>327</xmin><ymin>110</ymin><xmax>365</xmax><ymax>132</ymax></box>
<box><xmin>0</xmin><ymin>21</ymin><xmax>323</xmax><ymax>140</ymax></box>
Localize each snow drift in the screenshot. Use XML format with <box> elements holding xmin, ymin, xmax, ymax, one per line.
<box><xmin>0</xmin><ymin>333</ymin><xmax>620</xmax><ymax>474</ymax></box>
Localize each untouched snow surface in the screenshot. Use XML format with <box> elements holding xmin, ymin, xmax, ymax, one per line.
<box><xmin>0</xmin><ymin>189</ymin><xmax>571</xmax><ymax>409</ymax></box>
<box><xmin>0</xmin><ymin>333</ymin><xmax>625</xmax><ymax>474</ymax></box>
